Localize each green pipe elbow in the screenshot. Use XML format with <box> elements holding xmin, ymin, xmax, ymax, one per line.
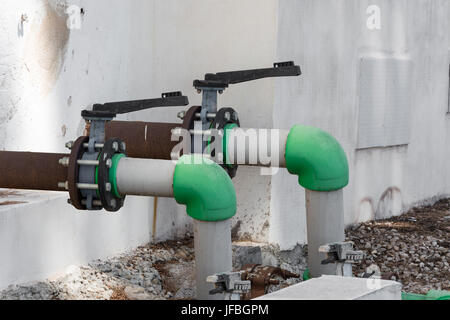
<box><xmin>285</xmin><ymin>125</ymin><xmax>349</xmax><ymax>191</ymax></box>
<box><xmin>173</xmin><ymin>155</ymin><xmax>237</xmax><ymax>222</ymax></box>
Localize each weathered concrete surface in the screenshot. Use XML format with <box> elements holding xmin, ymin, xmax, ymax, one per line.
<box><xmin>271</xmin><ymin>0</ymin><xmax>450</xmax><ymax>249</ymax></box>
<box><xmin>255</xmin><ymin>275</ymin><xmax>402</xmax><ymax>300</ymax></box>
<box><xmin>0</xmin><ymin>190</ymin><xmax>159</xmax><ymax>290</ymax></box>
<box><xmin>0</xmin><ymin>0</ymin><xmax>277</xmax><ymax>248</ymax></box>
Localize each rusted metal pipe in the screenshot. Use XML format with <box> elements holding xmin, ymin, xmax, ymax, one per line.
<box><xmin>106</xmin><ymin>121</ymin><xmax>179</xmax><ymax>160</ymax></box>
<box><xmin>0</xmin><ymin>151</ymin><xmax>68</xmax><ymax>192</ymax></box>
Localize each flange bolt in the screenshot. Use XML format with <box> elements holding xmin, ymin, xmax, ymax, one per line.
<box><xmin>65</xmin><ymin>141</ymin><xmax>74</xmax><ymax>150</ymax></box>
<box><xmin>58</xmin><ymin>181</ymin><xmax>69</xmax><ymax>190</ymax></box>
<box><xmin>59</xmin><ymin>157</ymin><xmax>70</xmax><ymax>167</ymax></box>
<box><xmin>177</xmin><ymin>111</ymin><xmax>186</xmax><ymax>120</ymax></box>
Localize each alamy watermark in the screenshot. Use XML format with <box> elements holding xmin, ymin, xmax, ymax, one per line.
<box><xmin>367</xmin><ymin>5</ymin><xmax>381</xmax><ymax>30</ymax></box>
<box><xmin>170</xmin><ymin>128</ymin><xmax>282</xmax><ymax>176</ymax></box>
<box><xmin>66</xmin><ymin>5</ymin><xmax>83</xmax><ymax>30</ymax></box>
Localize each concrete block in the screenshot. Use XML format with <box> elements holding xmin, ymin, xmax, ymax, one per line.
<box><xmin>232</xmin><ymin>242</ymin><xmax>263</xmax><ymax>269</ymax></box>
<box><xmin>254</xmin><ymin>275</ymin><xmax>402</xmax><ymax>300</ymax></box>
<box><xmin>0</xmin><ymin>189</ymin><xmax>189</xmax><ymax>290</ymax></box>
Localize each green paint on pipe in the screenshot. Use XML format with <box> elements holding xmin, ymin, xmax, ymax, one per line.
<box><xmin>402</xmin><ymin>290</ymin><xmax>450</xmax><ymax>301</ymax></box>
<box><xmin>173</xmin><ymin>155</ymin><xmax>237</xmax><ymax>222</ymax></box>
<box><xmin>285</xmin><ymin>125</ymin><xmax>349</xmax><ymax>191</ymax></box>
<box><xmin>223</xmin><ymin>123</ymin><xmax>239</xmax><ymax>168</ymax></box>
<box><xmin>110</xmin><ymin>154</ymin><xmax>126</xmax><ymax>199</ymax></box>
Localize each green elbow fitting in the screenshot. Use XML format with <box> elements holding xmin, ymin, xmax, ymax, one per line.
<box><xmin>285</xmin><ymin>125</ymin><xmax>349</xmax><ymax>191</ymax></box>
<box><xmin>173</xmin><ymin>155</ymin><xmax>237</xmax><ymax>222</ymax></box>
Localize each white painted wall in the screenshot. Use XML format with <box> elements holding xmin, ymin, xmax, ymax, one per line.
<box><xmin>0</xmin><ymin>0</ymin><xmax>278</xmax><ymax>286</ymax></box>
<box><xmin>1</xmin><ymin>0</ymin><xmax>449</xmax><ymax>287</ymax></box>
<box><xmin>270</xmin><ymin>0</ymin><xmax>450</xmax><ymax>249</ymax></box>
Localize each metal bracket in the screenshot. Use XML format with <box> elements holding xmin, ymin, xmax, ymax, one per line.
<box><xmin>319</xmin><ymin>241</ymin><xmax>365</xmax><ymax>277</ymax></box>
<box><xmin>207</xmin><ymin>271</ymin><xmax>251</xmax><ymax>300</ymax></box>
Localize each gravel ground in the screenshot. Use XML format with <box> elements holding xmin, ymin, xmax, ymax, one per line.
<box><xmin>346</xmin><ymin>198</ymin><xmax>450</xmax><ymax>294</ymax></box>
<box><xmin>1</xmin><ymin>198</ymin><xmax>447</xmax><ymax>300</ymax></box>
<box><xmin>0</xmin><ymin>239</ymin><xmax>194</xmax><ymax>300</ymax></box>
<box><xmin>0</xmin><ymin>237</ymin><xmax>302</xmax><ymax>300</ymax></box>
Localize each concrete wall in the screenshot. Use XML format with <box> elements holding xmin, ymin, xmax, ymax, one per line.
<box><xmin>271</xmin><ymin>0</ymin><xmax>450</xmax><ymax>249</ymax></box>
<box><xmin>0</xmin><ymin>0</ymin><xmax>278</xmax><ymax>286</ymax></box>
<box><xmin>1</xmin><ymin>0</ymin><xmax>449</xmax><ymax>287</ymax></box>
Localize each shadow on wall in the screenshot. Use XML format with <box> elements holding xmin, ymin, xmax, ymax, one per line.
<box><xmin>358</xmin><ymin>186</ymin><xmax>403</xmax><ymax>222</ymax></box>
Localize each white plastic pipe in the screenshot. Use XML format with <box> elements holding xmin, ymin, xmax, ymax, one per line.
<box><xmin>225</xmin><ymin>128</ymin><xmax>289</xmax><ymax>168</ymax></box>
<box><xmin>194</xmin><ymin>219</ymin><xmax>233</xmax><ymax>300</ymax></box>
<box><xmin>115</xmin><ymin>157</ymin><xmax>233</xmax><ymax>301</ymax></box>
<box><xmin>306</xmin><ymin>189</ymin><xmax>345</xmax><ymax>277</ymax></box>
<box><xmin>116</xmin><ymin>158</ymin><xmax>175</xmax><ymax>198</ymax></box>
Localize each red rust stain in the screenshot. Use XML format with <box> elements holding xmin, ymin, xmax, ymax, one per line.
<box><xmin>0</xmin><ymin>201</ymin><xmax>27</xmax><ymax>206</ymax></box>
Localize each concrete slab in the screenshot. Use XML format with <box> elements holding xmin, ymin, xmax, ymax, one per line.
<box><xmin>254</xmin><ymin>275</ymin><xmax>402</xmax><ymax>300</ymax></box>
<box><xmin>0</xmin><ymin>189</ymin><xmax>190</xmax><ymax>290</ymax></box>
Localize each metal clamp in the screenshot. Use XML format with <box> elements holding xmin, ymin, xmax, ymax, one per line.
<box><xmin>319</xmin><ymin>241</ymin><xmax>365</xmax><ymax>277</ymax></box>
<box><xmin>207</xmin><ymin>271</ymin><xmax>251</xmax><ymax>301</ymax></box>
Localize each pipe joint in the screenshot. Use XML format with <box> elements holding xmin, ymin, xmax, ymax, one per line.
<box><xmin>173</xmin><ymin>155</ymin><xmax>237</xmax><ymax>222</ymax></box>
<box><xmin>285</xmin><ymin>125</ymin><xmax>349</xmax><ymax>191</ymax></box>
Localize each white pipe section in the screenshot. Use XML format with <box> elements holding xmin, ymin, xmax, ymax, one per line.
<box><xmin>306</xmin><ymin>189</ymin><xmax>345</xmax><ymax>277</ymax></box>
<box><xmin>116</xmin><ymin>158</ymin><xmax>175</xmax><ymax>198</ymax></box>
<box><xmin>194</xmin><ymin>219</ymin><xmax>233</xmax><ymax>300</ymax></box>
<box><xmin>225</xmin><ymin>128</ymin><xmax>289</xmax><ymax>168</ymax></box>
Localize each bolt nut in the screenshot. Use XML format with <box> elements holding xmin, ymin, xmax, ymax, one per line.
<box><xmin>105</xmin><ymin>183</ymin><xmax>112</xmax><ymax>192</ymax></box>
<box><xmin>106</xmin><ymin>159</ymin><xmax>112</xmax><ymax>168</ymax></box>
<box><xmin>197</xmin><ymin>89</ymin><xmax>202</xmax><ymax>94</ymax></box>
<box><xmin>177</xmin><ymin>111</ymin><xmax>186</xmax><ymax>120</ymax></box>
<box><xmin>110</xmin><ymin>199</ymin><xmax>117</xmax><ymax>207</ymax></box>
<box><xmin>65</xmin><ymin>141</ymin><xmax>74</xmax><ymax>150</ymax></box>
<box><xmin>58</xmin><ymin>181</ymin><xmax>69</xmax><ymax>190</ymax></box>
<box><xmin>59</xmin><ymin>157</ymin><xmax>70</xmax><ymax>167</ymax></box>
<box><xmin>121</xmin><ymin>142</ymin><xmax>127</xmax><ymax>152</ymax></box>
<box><xmin>224</xmin><ymin>112</ymin><xmax>231</xmax><ymax>122</ymax></box>
<box><xmin>112</xmin><ymin>142</ymin><xmax>119</xmax><ymax>152</ymax></box>
<box><xmin>233</xmin><ymin>112</ymin><xmax>239</xmax><ymax>121</ymax></box>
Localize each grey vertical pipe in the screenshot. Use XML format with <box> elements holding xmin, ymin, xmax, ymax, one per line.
<box><xmin>305</xmin><ymin>189</ymin><xmax>345</xmax><ymax>277</ymax></box>
<box><xmin>194</xmin><ymin>219</ymin><xmax>233</xmax><ymax>300</ymax></box>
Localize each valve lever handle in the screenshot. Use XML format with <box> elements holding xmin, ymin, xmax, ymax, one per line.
<box><xmin>83</xmin><ymin>91</ymin><xmax>189</xmax><ymax>118</ymax></box>
<box><xmin>199</xmin><ymin>61</ymin><xmax>301</xmax><ymax>86</ymax></box>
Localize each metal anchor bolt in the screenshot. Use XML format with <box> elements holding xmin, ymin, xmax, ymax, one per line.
<box><xmin>59</xmin><ymin>157</ymin><xmax>70</xmax><ymax>167</ymax></box>
<box><xmin>65</xmin><ymin>141</ymin><xmax>74</xmax><ymax>150</ymax></box>
<box><xmin>177</xmin><ymin>111</ymin><xmax>186</xmax><ymax>120</ymax></box>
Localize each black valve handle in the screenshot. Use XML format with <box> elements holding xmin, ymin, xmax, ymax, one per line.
<box><xmin>194</xmin><ymin>61</ymin><xmax>301</xmax><ymax>88</ymax></box>
<box><xmin>82</xmin><ymin>91</ymin><xmax>189</xmax><ymax>118</ymax></box>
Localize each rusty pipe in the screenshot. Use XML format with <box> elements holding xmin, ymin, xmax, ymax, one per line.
<box><xmin>105</xmin><ymin>121</ymin><xmax>180</xmax><ymax>160</ymax></box>
<box><xmin>0</xmin><ymin>151</ymin><xmax>68</xmax><ymax>191</ymax></box>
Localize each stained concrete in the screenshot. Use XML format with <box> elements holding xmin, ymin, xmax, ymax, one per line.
<box><xmin>255</xmin><ymin>275</ymin><xmax>402</xmax><ymax>300</ymax></box>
